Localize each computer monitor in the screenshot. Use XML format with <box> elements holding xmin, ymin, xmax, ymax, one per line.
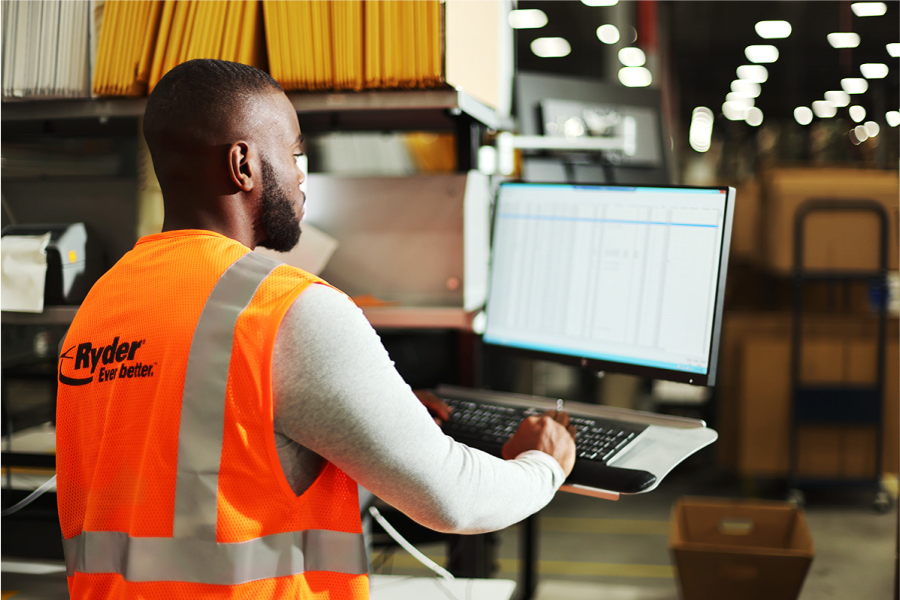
<box><xmin>483</xmin><ymin>182</ymin><xmax>735</xmax><ymax>387</ymax></box>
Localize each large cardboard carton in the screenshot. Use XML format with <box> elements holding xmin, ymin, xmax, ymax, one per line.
<box><xmin>759</xmin><ymin>167</ymin><xmax>899</xmax><ymax>273</ymax></box>
<box><xmin>670</xmin><ymin>497</ymin><xmax>814</xmax><ymax>600</ymax></box>
<box><xmin>718</xmin><ymin>312</ymin><xmax>899</xmax><ymax>478</ymax></box>
<box><xmin>731</xmin><ymin>177</ymin><xmax>762</xmax><ymax>264</ymax></box>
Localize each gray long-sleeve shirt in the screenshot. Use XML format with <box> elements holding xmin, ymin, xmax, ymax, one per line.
<box><xmin>271</xmin><ymin>283</ymin><xmax>565</xmax><ymax>534</ymax></box>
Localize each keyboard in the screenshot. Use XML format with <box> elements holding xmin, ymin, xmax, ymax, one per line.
<box><xmin>443</xmin><ymin>398</ymin><xmax>647</xmax><ymax>463</ymax></box>
<box><xmin>441</xmin><ymin>397</ymin><xmax>657</xmax><ymax>494</ymax></box>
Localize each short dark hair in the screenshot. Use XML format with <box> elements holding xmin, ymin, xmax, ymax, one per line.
<box><xmin>143</xmin><ymin>59</ymin><xmax>283</xmax><ymax>149</ymax></box>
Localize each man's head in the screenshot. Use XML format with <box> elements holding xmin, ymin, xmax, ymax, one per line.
<box><xmin>143</xmin><ymin>59</ymin><xmax>306</xmax><ymax>251</ymax></box>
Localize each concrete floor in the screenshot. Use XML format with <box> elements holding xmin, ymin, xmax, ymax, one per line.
<box><xmin>1</xmin><ymin>450</ymin><xmax>897</xmax><ymax>599</ymax></box>
<box><xmin>374</xmin><ymin>459</ymin><xmax>898</xmax><ymax>600</ymax></box>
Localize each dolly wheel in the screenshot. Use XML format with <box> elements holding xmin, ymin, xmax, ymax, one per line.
<box><xmin>874</xmin><ymin>489</ymin><xmax>893</xmax><ymax>513</ymax></box>
<box><xmin>787</xmin><ymin>489</ymin><xmax>805</xmax><ymax>508</ymax></box>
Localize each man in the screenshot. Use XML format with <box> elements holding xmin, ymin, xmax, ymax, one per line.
<box><xmin>56</xmin><ymin>59</ymin><xmax>576</xmax><ymax>599</ymax></box>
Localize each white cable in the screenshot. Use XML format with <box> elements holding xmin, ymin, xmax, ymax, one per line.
<box><xmin>1</xmin><ymin>193</ymin><xmax>17</xmax><ymax>225</ymax></box>
<box><xmin>2</xmin><ymin>475</ymin><xmax>57</xmax><ymax>516</ymax></box>
<box><xmin>368</xmin><ymin>506</ymin><xmax>454</xmax><ymax>581</ymax></box>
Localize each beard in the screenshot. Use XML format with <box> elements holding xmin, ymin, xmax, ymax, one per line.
<box><xmin>257</xmin><ymin>157</ymin><xmax>302</xmax><ymax>252</ymax></box>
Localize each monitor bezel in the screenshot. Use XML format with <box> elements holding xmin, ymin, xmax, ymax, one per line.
<box><xmin>483</xmin><ymin>181</ymin><xmax>735</xmax><ymax>387</ymax></box>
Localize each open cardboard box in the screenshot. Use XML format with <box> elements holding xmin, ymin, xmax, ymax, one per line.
<box><xmin>670</xmin><ymin>497</ymin><xmax>814</xmax><ymax>600</ymax></box>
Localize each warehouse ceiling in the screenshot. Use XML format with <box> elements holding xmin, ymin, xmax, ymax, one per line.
<box><xmin>514</xmin><ymin>1</ymin><xmax>899</xmax><ymax>125</ymax></box>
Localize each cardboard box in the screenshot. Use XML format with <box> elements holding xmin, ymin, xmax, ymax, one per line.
<box><xmin>759</xmin><ymin>167</ymin><xmax>899</xmax><ymax>273</ymax></box>
<box><xmin>670</xmin><ymin>497</ymin><xmax>814</xmax><ymax>600</ymax></box>
<box><xmin>731</xmin><ymin>177</ymin><xmax>762</xmax><ymax>264</ymax></box>
<box><xmin>717</xmin><ymin>312</ymin><xmax>899</xmax><ymax>478</ymax></box>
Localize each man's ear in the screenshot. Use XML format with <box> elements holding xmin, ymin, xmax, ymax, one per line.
<box><xmin>228</xmin><ymin>141</ymin><xmax>254</xmax><ymax>192</ymax></box>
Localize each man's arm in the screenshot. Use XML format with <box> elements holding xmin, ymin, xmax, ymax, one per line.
<box><xmin>272</xmin><ymin>283</ymin><xmax>570</xmax><ymax>534</ymax></box>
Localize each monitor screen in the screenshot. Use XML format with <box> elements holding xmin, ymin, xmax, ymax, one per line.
<box><xmin>483</xmin><ymin>182</ymin><xmax>735</xmax><ymax>386</ymax></box>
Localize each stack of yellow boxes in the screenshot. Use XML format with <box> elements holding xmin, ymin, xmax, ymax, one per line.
<box><xmin>92</xmin><ymin>0</ymin><xmax>447</xmax><ymax>96</ymax></box>
<box><xmin>93</xmin><ymin>0</ymin><xmax>266</xmax><ymax>96</ymax></box>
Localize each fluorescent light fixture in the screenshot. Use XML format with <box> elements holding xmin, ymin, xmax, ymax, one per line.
<box><xmin>828</xmin><ymin>32</ymin><xmax>861</xmax><ymax>48</ymax></box>
<box><xmin>887</xmin><ymin>111</ymin><xmax>900</xmax><ymax>127</ymax></box>
<box><xmin>861</xmin><ymin>63</ymin><xmax>890</xmax><ymax>79</ymax></box>
<box><xmin>745</xmin><ymin>107</ymin><xmax>764</xmax><ymax>127</ymax></box>
<box><xmin>854</xmin><ymin>124</ymin><xmax>870</xmax><ymax>142</ymax></box>
<box><xmin>794</xmin><ymin>107</ymin><xmax>814</xmax><ymax>125</ymax></box>
<box><xmin>596</xmin><ymin>24</ymin><xmax>620</xmax><ymax>44</ymax></box>
<box><xmin>731</xmin><ymin>79</ymin><xmax>761</xmax><ymax>98</ymax></box>
<box><xmin>692</xmin><ymin>107</ymin><xmax>714</xmax><ymax>122</ymax></box>
<box><xmin>824</xmin><ymin>90</ymin><xmax>851</xmax><ymax>107</ymax></box>
<box><xmin>618</xmin><ymin>66</ymin><xmax>652</xmax><ymax>87</ymax></box>
<box><xmin>689</xmin><ymin>107</ymin><xmax>714</xmax><ymax>152</ymax></box>
<box><xmin>851</xmin><ymin>2</ymin><xmax>887</xmax><ymax>17</ymax></box>
<box><xmin>508</xmin><ymin>9</ymin><xmax>548</xmax><ymax>29</ymax></box>
<box><xmin>725</xmin><ymin>93</ymin><xmax>754</xmax><ymax>108</ymax></box>
<box><xmin>618</xmin><ymin>47</ymin><xmax>646</xmax><ymax>67</ymax></box>
<box><xmin>582</xmin><ymin>0</ymin><xmax>618</xmax><ymax>6</ymax></box>
<box><xmin>531</xmin><ymin>37</ymin><xmax>571</xmax><ymax>58</ymax></box>
<box><xmin>849</xmin><ymin>105</ymin><xmax>867</xmax><ymax>122</ymax></box>
<box><xmin>755</xmin><ymin>20</ymin><xmax>792</xmax><ymax>39</ymax></box>
<box><xmin>889</xmin><ymin>43</ymin><xmax>900</xmax><ymax>57</ymax></box>
<box><xmin>841</xmin><ymin>78</ymin><xmax>869</xmax><ymax>94</ymax></box>
<box><xmin>865</xmin><ymin>121</ymin><xmax>880</xmax><ymax>137</ymax></box>
<box><xmin>745</xmin><ymin>45</ymin><xmax>779</xmax><ymax>63</ymax></box>
<box><xmin>812</xmin><ymin>100</ymin><xmax>837</xmax><ymax>118</ymax></box>
<box><xmin>723</xmin><ymin>102</ymin><xmax>749</xmax><ymax>121</ymax></box>
<box><xmin>737</xmin><ymin>65</ymin><xmax>768</xmax><ymax>83</ymax></box>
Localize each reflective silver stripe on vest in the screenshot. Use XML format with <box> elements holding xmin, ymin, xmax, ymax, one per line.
<box><xmin>63</xmin><ymin>529</ymin><xmax>368</xmax><ymax>583</ymax></box>
<box><xmin>65</xmin><ymin>251</ymin><xmax>368</xmax><ymax>584</ymax></box>
<box><xmin>174</xmin><ymin>251</ymin><xmax>280</xmax><ymax>539</ymax></box>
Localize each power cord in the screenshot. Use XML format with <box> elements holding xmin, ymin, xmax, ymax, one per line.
<box><xmin>2</xmin><ymin>474</ymin><xmax>57</xmax><ymax>516</ymax></box>
<box><xmin>368</xmin><ymin>506</ymin><xmax>454</xmax><ymax>581</ymax></box>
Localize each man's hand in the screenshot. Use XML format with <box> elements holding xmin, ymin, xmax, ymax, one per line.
<box><xmin>414</xmin><ymin>390</ymin><xmax>452</xmax><ymax>425</ymax></box>
<box><xmin>502</xmin><ymin>410</ymin><xmax>577</xmax><ymax>476</ymax></box>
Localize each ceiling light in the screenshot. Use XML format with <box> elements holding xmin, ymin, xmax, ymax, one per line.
<box><xmin>723</xmin><ymin>102</ymin><xmax>749</xmax><ymax>121</ymax></box>
<box><xmin>854</xmin><ymin>125</ymin><xmax>870</xmax><ymax>142</ymax></box>
<box><xmin>824</xmin><ymin>90</ymin><xmax>851</xmax><ymax>107</ymax></box>
<box><xmin>861</xmin><ymin>63</ymin><xmax>890</xmax><ymax>79</ymax></box>
<box><xmin>618</xmin><ymin>47</ymin><xmax>646</xmax><ymax>67</ymax></box>
<box><xmin>725</xmin><ymin>94</ymin><xmax>754</xmax><ymax>108</ymax></box>
<box><xmin>828</xmin><ymin>33</ymin><xmax>861</xmax><ymax>48</ymax></box>
<box><xmin>812</xmin><ymin>101</ymin><xmax>837</xmax><ymax>118</ymax></box>
<box><xmin>745</xmin><ymin>45</ymin><xmax>779</xmax><ymax>63</ymax></box>
<box><xmin>887</xmin><ymin>111</ymin><xmax>900</xmax><ymax>127</ymax></box>
<box><xmin>865</xmin><ymin>121</ymin><xmax>880</xmax><ymax>137</ymax></box>
<box><xmin>745</xmin><ymin>107</ymin><xmax>764</xmax><ymax>127</ymax></box>
<box><xmin>689</xmin><ymin>107</ymin><xmax>714</xmax><ymax>153</ymax></box>
<box><xmin>794</xmin><ymin>107</ymin><xmax>814</xmax><ymax>125</ymax></box>
<box><xmin>731</xmin><ymin>80</ymin><xmax>761</xmax><ymax>98</ymax></box>
<box><xmin>737</xmin><ymin>65</ymin><xmax>768</xmax><ymax>83</ymax></box>
<box><xmin>841</xmin><ymin>78</ymin><xmax>869</xmax><ymax>94</ymax></box>
<box><xmin>851</xmin><ymin>2</ymin><xmax>887</xmax><ymax>16</ymax></box>
<box><xmin>849</xmin><ymin>105</ymin><xmax>867</xmax><ymax>122</ymax></box>
<box><xmin>618</xmin><ymin>66</ymin><xmax>652</xmax><ymax>87</ymax></box>
<box><xmin>888</xmin><ymin>43</ymin><xmax>900</xmax><ymax>57</ymax></box>
<box><xmin>531</xmin><ymin>37</ymin><xmax>571</xmax><ymax>58</ymax></box>
<box><xmin>582</xmin><ymin>0</ymin><xmax>618</xmax><ymax>5</ymax></box>
<box><xmin>508</xmin><ymin>9</ymin><xmax>548</xmax><ymax>29</ymax></box>
<box><xmin>596</xmin><ymin>24</ymin><xmax>620</xmax><ymax>44</ymax></box>
<box><xmin>755</xmin><ymin>20</ymin><xmax>792</xmax><ymax>39</ymax></box>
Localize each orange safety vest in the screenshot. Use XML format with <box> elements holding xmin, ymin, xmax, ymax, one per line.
<box><xmin>56</xmin><ymin>230</ymin><xmax>369</xmax><ymax>599</ymax></box>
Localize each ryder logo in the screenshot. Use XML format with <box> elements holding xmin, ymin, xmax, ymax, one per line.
<box><xmin>58</xmin><ymin>336</ymin><xmax>156</xmax><ymax>387</ymax></box>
